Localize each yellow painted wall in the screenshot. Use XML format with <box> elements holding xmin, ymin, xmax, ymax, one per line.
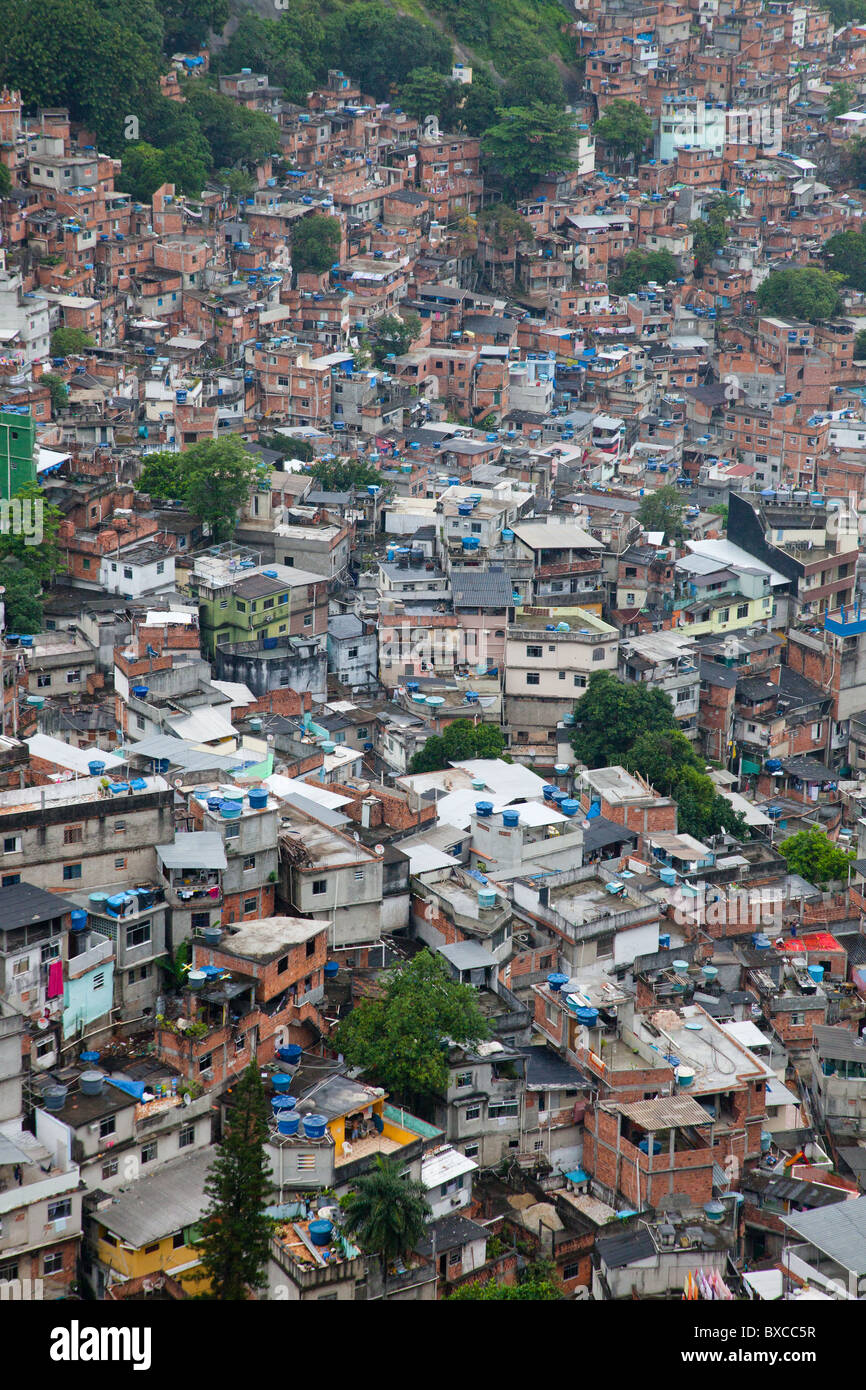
<box><xmin>97</xmin><ymin>1228</ymin><xmax>208</xmax><ymax>1293</ymax></box>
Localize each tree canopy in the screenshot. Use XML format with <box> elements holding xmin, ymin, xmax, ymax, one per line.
<box><xmin>367</xmin><ymin>312</ymin><xmax>422</xmax><ymax>366</ymax></box>
<box><xmin>291</xmin><ymin>214</ymin><xmax>342</xmax><ymax>277</ymax></box>
<box><xmin>827</xmin><ymin>80</ymin><xmax>855</xmax><ymax>119</ymax></box>
<box><xmin>502</xmin><ymin>59</ymin><xmax>565</xmax><ymax>110</ymax></box>
<box><xmin>408</xmin><ymin>719</ymin><xmax>506</xmax><ymax>773</ymax></box>
<box><xmin>340</xmin><ymin>1155</ymin><xmax>431</xmax><ymax>1272</ymax></box>
<box><xmin>570</xmin><ymin>672</ymin><xmax>680</xmax><ymax>769</ymax></box>
<box><xmin>197</xmin><ymin>1062</ymin><xmax>273</xmax><ymax>1299</ymax></box>
<box><xmin>823</xmin><ymin>229</ymin><xmax>866</xmax><ymax>291</ymax></box>
<box><xmin>137</xmin><ymin>437</ymin><xmax>260</xmax><ymax>540</ymax></box>
<box><xmin>476</xmin><ymin>202</ymin><xmax>534</xmax><ymax>251</ymax></box>
<box><xmin>690</xmin><ymin>196</ymin><xmax>736</xmax><ymax>273</ymax></box>
<box><xmin>333</xmin><ymin>949</ymin><xmax>490</xmax><ymax>1106</ymax></box>
<box><xmin>1</xmin><ymin>568</ymin><xmax>44</xmax><ymax>633</ymax></box>
<box><xmin>50</xmin><ymin>327</ymin><xmax>94</xmax><ymax>356</ymax></box>
<box><xmin>778</xmin><ymin>829</ymin><xmax>854</xmax><ymax>887</ymax></box>
<box><xmin>610</xmin><ymin>249</ymin><xmax>678</xmax><ymax>295</ymax></box>
<box><xmin>593</xmin><ymin>99</ymin><xmax>652</xmax><ymax>162</ymax></box>
<box><xmin>398</xmin><ymin>67</ymin><xmax>460</xmax><ymax>126</ymax></box>
<box><xmin>638</xmin><ymin>484</ymin><xmax>686</xmax><ymax>542</ymax></box>
<box><xmin>448</xmin><ymin>1260</ymin><xmax>564</xmax><ymax>1299</ymax></box>
<box><xmin>482</xmin><ymin>102</ymin><xmax>578</xmax><ymax>199</ymax></box>
<box><xmin>184</xmin><ymin>85</ymin><xmax>279</xmax><ymax>169</ymax></box>
<box><xmin>307</xmin><ymin>456</ymin><xmax>385</xmax><ymax>491</ymax></box>
<box><xmin>756</xmin><ymin>267</ymin><xmax>843</xmax><ymax>323</ymax></box>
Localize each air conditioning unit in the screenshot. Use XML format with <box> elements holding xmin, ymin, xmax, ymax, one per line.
<box><xmin>200</xmin><ymin>1069</ymin><xmax>214</xmax><ymax>1081</ymax></box>
<box><xmin>450</xmin><ymin>1195</ymin><xmax>464</xmax><ymax>1207</ymax></box>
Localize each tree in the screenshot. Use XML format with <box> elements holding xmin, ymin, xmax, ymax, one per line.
<box><xmin>408</xmin><ymin>718</ymin><xmax>506</xmax><ymax>773</ymax></box>
<box><xmin>210</xmin><ymin>11</ymin><xmax>316</xmax><ymax>105</ymax></box>
<box><xmin>823</xmin><ymin>230</ymin><xmax>866</xmax><ymax>291</ymax></box>
<box><xmin>291</xmin><ymin>213</ymin><xmax>342</xmax><ymax>276</ymax></box>
<box><xmin>482</xmin><ymin>102</ymin><xmax>578</xmax><ymax>199</ymax></box>
<box><xmin>197</xmin><ymin>1063</ymin><xmax>273</xmax><ymax>1299</ymax></box>
<box><xmin>0</xmin><ymin>163</ymin><xmax>10</xmax><ymax>196</ymax></box>
<box><xmin>0</xmin><ymin>481</ymin><xmax>65</xmax><ymax>584</ymax></box>
<box><xmin>593</xmin><ymin>98</ymin><xmax>652</xmax><ymax>165</ymax></box>
<box><xmin>308</xmin><ymin>457</ymin><xmax>384</xmax><ymax>490</ymax></box>
<box><xmin>841</xmin><ymin>135</ymin><xmax>866</xmax><ymax>187</ymax></box>
<box><xmin>476</xmin><ymin>202</ymin><xmax>534</xmax><ymax>251</ymax></box>
<box><xmin>502</xmin><ymin>60</ymin><xmax>565</xmax><ymax>111</ymax></box>
<box><xmin>333</xmin><ymin>949</ymin><xmax>490</xmax><ymax>1106</ymax></box>
<box><xmin>340</xmin><ymin>1155</ymin><xmax>431</xmax><ymax>1276</ymax></box>
<box><xmin>610</xmin><ymin>249</ymin><xmax>678</xmax><ymax>295</ymax></box>
<box><xmin>448</xmin><ymin>1260</ymin><xmax>563</xmax><ymax>1300</ymax></box>
<box><xmin>779</xmin><ymin>829</ymin><xmax>854</xmax><ymax>887</ymax></box>
<box><xmin>1</xmin><ymin>568</ymin><xmax>43</xmax><ymax>632</ymax></box>
<box><xmin>756</xmin><ymin>267</ymin><xmax>843</xmax><ymax>323</ymax></box>
<box><xmin>155</xmin><ymin>0</ymin><xmax>228</xmax><ymax>52</ymax></box>
<box><xmin>399</xmin><ymin>67</ymin><xmax>459</xmax><ymax>126</ymax></box>
<box><xmin>258</xmin><ymin>432</ymin><xmax>316</xmax><ymax>461</ymax></box>
<box><xmin>137</xmin><ymin>450</ymin><xmax>186</xmax><ymax>501</ymax></box>
<box><xmin>322</xmin><ymin>5</ymin><xmax>452</xmax><ymax>102</ymax></box>
<box><xmin>827</xmin><ymin>80</ymin><xmax>855</xmax><ymax>120</ymax></box>
<box><xmin>708</xmin><ymin>503</ymin><xmax>728</xmax><ymax>529</ymax></box>
<box><xmin>638</xmin><ymin>484</ymin><xmax>686</xmax><ymax>542</ymax></box>
<box><xmin>855</xmin><ymin>329</ymin><xmax>866</xmax><ymax>360</ymax></box>
<box><xmin>569</xmin><ymin>672</ymin><xmax>679</xmax><ymax>769</ymax></box>
<box><xmin>50</xmin><ymin>327</ymin><xmax>94</xmax><ymax>356</ymax></box>
<box><xmin>41</xmin><ymin>373</ymin><xmax>69</xmax><ymax>413</ymax></box>
<box><xmin>367</xmin><ymin>312</ymin><xmax>421</xmax><ymax>366</ymax></box>
<box><xmin>457</xmin><ymin>69</ymin><xmax>501</xmax><ymax>137</ymax></box>
<box><xmin>689</xmin><ymin>195</ymin><xmax>736</xmax><ymax>273</ymax></box>
<box><xmin>117</xmin><ymin>139</ymin><xmax>208</xmax><ymax>202</ymax></box>
<box><xmin>182</xmin><ymin>437</ymin><xmax>260</xmax><ymax>541</ymax></box>
<box><xmin>185</xmin><ymin>86</ymin><xmax>279</xmax><ymax>169</ymax></box>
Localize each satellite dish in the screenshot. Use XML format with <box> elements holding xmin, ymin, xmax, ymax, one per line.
<box><xmin>36</xmin><ymin>1017</ymin><xmax>49</xmax><ymax>1030</ymax></box>
<box><xmin>582</xmin><ymin>819</ymin><xmax>592</xmax><ymax>829</ymax></box>
<box><xmin>173</xmin><ymin>776</ymin><xmax>184</xmax><ymax>788</ymax></box>
<box><xmin>182</xmin><ymin>1092</ymin><xmax>192</xmax><ymax>1106</ymax></box>
<box><xmin>374</xmin><ymin>844</ymin><xmax>385</xmax><ymax>855</ymax></box>
<box><xmin>353</xmin><ymin>831</ymin><xmax>360</xmax><ymax>842</ymax></box>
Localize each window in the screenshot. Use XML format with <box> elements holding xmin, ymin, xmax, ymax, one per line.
<box><xmin>99</xmin><ymin>1116</ymin><xmax>116</xmax><ymax>1139</ymax></box>
<box><xmin>199</xmin><ymin>1053</ymin><xmax>213</xmax><ymax>1074</ymax></box>
<box><xmin>242</xmin><ymin>855</ymin><xmax>256</xmax><ymax>871</ymax></box>
<box><xmin>303</xmin><ymin>613</ymin><xmax>312</xmax><ymax>626</ymax></box>
<box><xmin>2</xmin><ymin>836</ymin><xmax>21</xmax><ymax>854</ymax></box>
<box><xmin>92</xmin><ymin>972</ymin><xmax>105</xmax><ymax>991</ymax></box>
<box><xmin>526</xmin><ymin>673</ymin><xmax>540</xmax><ymax>686</ymax></box>
<box><xmin>191</xmin><ymin>912</ymin><xmax>210</xmax><ymax>931</ymax></box>
<box><xmin>526</xmin><ymin>645</ymin><xmax>543</xmax><ymax>658</ymax></box>
<box><xmin>235</xmin><ymin>1034</ymin><xmax>246</xmax><ymax>1053</ymax></box>
<box><xmin>464</xmin><ymin>1104</ymin><xmax>481</xmax><ymax>1120</ymax></box>
<box><xmin>306</xmin><ymin>937</ymin><xmax>316</xmax><ymax>957</ymax></box>
<box><xmin>172</xmin><ymin>1231</ymin><xmax>185</xmax><ymax>1249</ymax></box>
<box><xmin>66</xmin><ymin>669</ymin><xmax>81</xmax><ymax>683</ymax></box>
<box><xmin>102</xmin><ymin>1159</ymin><xmax>118</xmax><ymax>1180</ymax></box>
<box><xmin>156</xmin><ymin>561</ymin><xmax>164</xmax><ymax>575</ymax></box>
<box><xmin>737</xmin><ymin>603</ymin><xmax>749</xmax><ymax>618</ymax></box>
<box><xmin>278</xmin><ymin>954</ymin><xmax>289</xmax><ymax>974</ymax></box>
<box><xmin>489</xmin><ymin>1101</ymin><xmax>519</xmax><ymax>1119</ymax></box>
<box><xmin>141</xmin><ymin>1143</ymin><xmax>157</xmax><ymax>1165</ymax></box>
<box><xmin>296</xmin><ymin>1154</ymin><xmax>316</xmax><ymax>1172</ymax></box>
<box><xmin>36</xmin><ymin>1037</ymin><xmax>54</xmax><ymax>1058</ymax></box>
<box><xmin>448</xmin><ymin>1248</ymin><xmax>462</xmax><ymax>1266</ymax></box>
<box><xmin>455</xmin><ymin>1072</ymin><xmax>472</xmax><ymax>1088</ymax></box>
<box><xmin>592</xmin><ymin>648</ymin><xmax>606</xmax><ymax>661</ymax></box>
<box><xmin>114</xmin><ymin>820</ymin><xmax>126</xmax><ymax>833</ymax></box>
<box><xmin>63</xmin><ymin>863</ymin><xmax>82</xmax><ymax>880</ymax></box>
<box><xmin>562</xmin><ymin>1260</ymin><xmax>582</xmax><ymax>1281</ymax></box>
<box><xmin>48</xmin><ymin>1199</ymin><xmax>72</xmax><ymax>1221</ymax></box>
<box><xmin>789</xmin><ymin>1012</ymin><xmax>805</xmax><ymax>1027</ymax></box>
<box><xmin>243</xmin><ymin>896</ymin><xmax>257</xmax><ymax>914</ymax></box>
<box><xmin>144</xmin><ymin>1242</ymin><xmax>159</xmax><ymax>1254</ymax></box>
<box><xmin>354</xmin><ymin>868</ymin><xmax>364</xmax><ymax>881</ymax></box>
<box><xmin>2</xmin><ymin>874</ymin><xmax>20</xmax><ymax>887</ymax></box>
<box><xmin>126</xmin><ymin>919</ymin><xmax>151</xmax><ymax>949</ymax></box>
<box><xmin>179</xmin><ymin>1125</ymin><xmax>195</xmax><ymax>1150</ymax></box>
<box><xmin>464</xmin><ymin>1143</ymin><xmax>479</xmax><ymax>1158</ymax></box>
<box><xmin>40</xmin><ymin>1249</ymin><xmax>62</xmax><ymax>1279</ymax></box>
<box><xmin>0</xmin><ymin>1261</ymin><xmax>19</xmax><ymax>1282</ymax></box>
<box><xmin>312</xmin><ymin>879</ymin><xmax>327</xmax><ymax>895</ymax></box>
<box><xmin>114</xmin><ymin>857</ymin><xmax>126</xmax><ymax>870</ymax></box>
<box><xmin>37</xmin><ymin>673</ymin><xmax>51</xmax><ymax>688</ymax></box>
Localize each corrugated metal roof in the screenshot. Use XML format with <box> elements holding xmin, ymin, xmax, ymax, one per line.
<box><xmin>451</xmin><ymin>567</ymin><xmax>514</xmax><ymax>609</ymax></box>
<box><xmin>611</xmin><ymin>1095</ymin><xmax>714</xmax><ymax>1130</ymax></box>
<box><xmin>782</xmin><ymin>1194</ymin><xmax>866</xmax><ymax>1273</ymax></box>
<box><xmin>596</xmin><ymin>1226</ymin><xmax>656</xmax><ymax>1269</ymax></box>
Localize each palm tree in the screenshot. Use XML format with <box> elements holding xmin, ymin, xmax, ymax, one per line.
<box><xmin>341</xmin><ymin>1155</ymin><xmax>431</xmax><ymax>1277</ymax></box>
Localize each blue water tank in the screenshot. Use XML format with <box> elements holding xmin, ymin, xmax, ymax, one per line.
<box><xmin>277</xmin><ymin>1044</ymin><xmax>302</xmax><ymax>1065</ymax></box>
<box><xmin>502</xmin><ymin>809</ymin><xmax>520</xmax><ymax>828</ymax></box>
<box><xmin>560</xmin><ymin>799</ymin><xmax>580</xmax><ymax>817</ymax></box>
<box><xmin>88</xmin><ymin>760</ymin><xmax>106</xmax><ymax>776</ymax></box>
<box><xmin>808</xmin><ymin>964</ymin><xmax>824</xmax><ymax>983</ymax></box>
<box><xmin>248</xmin><ymin>788</ymin><xmax>268</xmax><ymax>810</ymax></box>
<box><xmin>324</xmin><ymin>960</ymin><xmax>339</xmax><ymax>979</ymax></box>
<box><xmin>278</xmin><ymin>1113</ymin><xmax>300</xmax><ymax>1136</ymax></box>
<box><xmin>551</xmin><ymin>789</ymin><xmax>568</xmax><ymax>804</ymax></box>
<box><xmin>309</xmin><ymin>1219</ymin><xmax>333</xmax><ymax>1246</ymax></box>
<box><xmin>542</xmin><ymin>784</ymin><xmax>557</xmax><ymax>800</ymax></box>
<box><xmin>80</xmin><ymin>1050</ymin><xmax>100</xmax><ymax>1064</ymax></box>
<box><xmin>272</xmin><ymin>1095</ymin><xmax>296</xmax><ymax>1114</ymax></box>
<box><xmin>704</xmin><ymin>1201</ymin><xmax>726</xmax><ymax>1222</ymax></box>
<box><xmin>475</xmin><ymin>801</ymin><xmax>493</xmax><ymax>818</ymax></box>
<box><xmin>303</xmin><ymin>1114</ymin><xmax>328</xmax><ymax>1140</ymax></box>
<box><xmin>573</xmin><ymin>1006</ymin><xmax>599</xmax><ymax>1026</ymax></box>
<box><xmin>658</xmin><ymin>934</ymin><xmax>671</xmax><ymax>950</ymax></box>
<box><xmin>547</xmin><ymin>972</ymin><xmax>569</xmax><ymax>992</ymax></box>
<box><xmin>109</xmin><ymin>783</ymin><xmax>130</xmax><ymax>794</ymax></box>
<box><xmin>272</xmin><ymin>1074</ymin><xmax>292</xmax><ymax>1093</ymax></box>
<box><xmin>129</xmin><ymin>778</ymin><xmax>147</xmax><ymax>791</ymax></box>
<box><xmin>70</xmin><ymin>909</ymin><xmax>88</xmax><ymax>933</ymax></box>
<box><xmin>638</xmin><ymin>1139</ymin><xmax>662</xmax><ymax>1155</ymax></box>
<box><xmin>220</xmin><ymin>801</ymin><xmax>242</xmax><ymax>819</ymax></box>
<box><xmin>132</xmin><ymin>685</ymin><xmax>149</xmax><ymax>697</ymax></box>
<box><xmin>207</xmin><ymin>796</ymin><xmax>222</xmax><ymax>812</ymax></box>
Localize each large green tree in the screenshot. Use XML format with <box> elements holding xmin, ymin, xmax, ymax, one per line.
<box><xmin>50</xmin><ymin>327</ymin><xmax>94</xmax><ymax>356</ymax></box>
<box><xmin>155</xmin><ymin>0</ymin><xmax>228</xmax><ymax>52</ymax></box>
<box><xmin>638</xmin><ymin>484</ymin><xmax>686</xmax><ymax>542</ymax></box>
<box><xmin>689</xmin><ymin>195</ymin><xmax>736</xmax><ymax>273</ymax></box>
<box><xmin>457</xmin><ymin>70</ymin><xmax>501</xmax><ymax>137</ymax></box>
<box><xmin>448</xmin><ymin>1259</ymin><xmax>563</xmax><ymax>1299</ymax></box>
<box><xmin>185</xmin><ymin>85</ymin><xmax>279</xmax><ymax>169</ymax></box>
<box><xmin>333</xmin><ymin>949</ymin><xmax>490</xmax><ymax>1106</ymax></box>
<box><xmin>408</xmin><ymin>719</ymin><xmax>506</xmax><ymax>773</ymax></box>
<box><xmin>137</xmin><ymin>437</ymin><xmax>259</xmax><ymax>540</ymax></box>
<box><xmin>756</xmin><ymin>267</ymin><xmax>843</xmax><ymax>323</ymax></box>
<box><xmin>197</xmin><ymin>1062</ymin><xmax>273</xmax><ymax>1299</ymax></box>
<box><xmin>624</xmin><ymin>730</ymin><xmax>747</xmax><ymax>841</ymax></box>
<box><xmin>399</xmin><ymin>67</ymin><xmax>460</xmax><ymax>126</ymax></box>
<box><xmin>367</xmin><ymin>312</ymin><xmax>422</xmax><ymax>366</ymax></box>
<box><xmin>292</xmin><ymin>214</ymin><xmax>342</xmax><ymax>276</ymax></box>
<box><xmin>570</xmin><ymin>672</ymin><xmax>679</xmax><ymax>769</ymax></box>
<box><xmin>482</xmin><ymin>102</ymin><xmax>578</xmax><ymax>199</ymax></box>
<box><xmin>322</xmin><ymin>4</ymin><xmax>452</xmax><ymax>101</ymax></box>
<box><xmin>610</xmin><ymin>249</ymin><xmax>678</xmax><ymax>295</ymax></box>
<box><xmin>779</xmin><ymin>829</ymin><xmax>854</xmax><ymax>887</ymax></box>
<box><xmin>340</xmin><ymin>1155</ymin><xmax>431</xmax><ymax>1276</ymax></box>
<box><xmin>308</xmin><ymin>456</ymin><xmax>384</xmax><ymax>490</ymax></box>
<box><xmin>502</xmin><ymin>59</ymin><xmax>565</xmax><ymax>110</ymax></box>
<box><xmin>823</xmin><ymin>230</ymin><xmax>866</xmax><ymax>291</ymax></box>
<box><xmin>593</xmin><ymin>98</ymin><xmax>652</xmax><ymax>164</ymax></box>
<box><xmin>1</xmin><ymin>568</ymin><xmax>44</xmax><ymax>633</ymax></box>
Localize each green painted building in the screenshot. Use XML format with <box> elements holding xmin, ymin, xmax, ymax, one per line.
<box><xmin>0</xmin><ymin>407</ymin><xmax>36</xmax><ymax>499</ymax></box>
<box><xmin>197</xmin><ymin>570</ymin><xmax>295</xmax><ymax>657</ymax></box>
